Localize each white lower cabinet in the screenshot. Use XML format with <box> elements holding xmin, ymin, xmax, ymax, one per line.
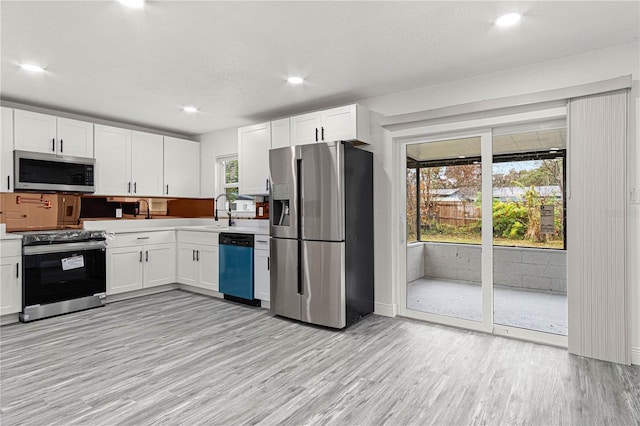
<box><xmin>0</xmin><ymin>240</ymin><xmax>22</xmax><ymax>316</ymax></box>
<box><xmin>254</xmin><ymin>236</ymin><xmax>270</xmax><ymax>302</ymax></box>
<box><xmin>177</xmin><ymin>231</ymin><xmax>219</xmax><ymax>291</ymax></box>
<box><xmin>106</xmin><ymin>231</ymin><xmax>176</xmax><ymax>295</ymax></box>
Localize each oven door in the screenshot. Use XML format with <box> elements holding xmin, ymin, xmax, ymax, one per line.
<box><xmin>22</xmin><ymin>241</ymin><xmax>106</xmax><ymax>308</ymax></box>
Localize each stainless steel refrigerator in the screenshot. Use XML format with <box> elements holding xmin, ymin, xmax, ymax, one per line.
<box><xmin>269</xmin><ymin>141</ymin><xmax>374</xmax><ymax>329</ymax></box>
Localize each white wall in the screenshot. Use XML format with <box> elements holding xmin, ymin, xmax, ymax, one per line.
<box><xmin>197</xmin><ymin>127</ymin><xmax>238</xmax><ymax>197</ymax></box>
<box><xmin>358</xmin><ymin>41</ymin><xmax>640</xmax><ymax>364</ymax></box>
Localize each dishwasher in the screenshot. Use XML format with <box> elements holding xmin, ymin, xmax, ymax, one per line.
<box><xmin>219</xmin><ymin>233</ymin><xmax>259</xmax><ymax>306</ymax></box>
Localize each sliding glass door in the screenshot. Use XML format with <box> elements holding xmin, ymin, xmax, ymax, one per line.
<box><xmin>403</xmin><ymin>123</ymin><xmax>568</xmax><ymax>344</ymax></box>
<box><xmin>403</xmin><ymin>131</ymin><xmax>493</xmax><ymax>332</ymax></box>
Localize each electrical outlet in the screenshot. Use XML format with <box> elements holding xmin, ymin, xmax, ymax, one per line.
<box><xmin>631</xmin><ymin>188</ymin><xmax>639</xmax><ymax>204</ymax></box>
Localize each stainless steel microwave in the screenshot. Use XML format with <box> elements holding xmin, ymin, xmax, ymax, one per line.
<box><xmin>14</xmin><ymin>150</ymin><xmax>95</xmax><ymax>193</ymax></box>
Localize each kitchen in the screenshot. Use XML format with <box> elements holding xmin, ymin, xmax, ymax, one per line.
<box><xmin>1</xmin><ymin>1</ymin><xmax>639</xmax><ymax>425</ymax></box>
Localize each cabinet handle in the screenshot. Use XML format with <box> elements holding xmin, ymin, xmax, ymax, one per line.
<box><xmin>267</xmin><ymin>257</ymin><xmax>270</xmax><ymax>271</ymax></box>
<box><xmin>266</xmin><ymin>179</ymin><xmax>269</xmax><ymax>191</ymax></box>
<box><xmin>166</xmin><ymin>184</ymin><xmax>169</xmax><ymax>195</ymax></box>
<box><xmin>139</xmin><ymin>251</ymin><xmax>143</xmax><ymax>262</ymax></box>
<box><xmin>16</xmin><ymin>262</ymin><xmax>19</xmax><ymax>278</ymax></box>
<box><xmin>134</xmin><ymin>182</ymin><xmax>137</xmax><ymax>194</ymax></box>
<box><xmin>145</xmin><ymin>250</ymin><xmax>149</xmax><ymax>262</ymax></box>
<box><xmin>196</xmin><ymin>250</ymin><xmax>200</xmax><ymax>261</ymax></box>
<box><xmin>60</xmin><ymin>139</ymin><xmax>63</xmax><ymax>153</ymax></box>
<box><xmin>128</xmin><ymin>182</ymin><xmax>131</xmax><ymax>194</ymax></box>
<box><xmin>7</xmin><ymin>176</ymin><xmax>9</xmax><ymax>190</ymax></box>
<box><xmin>192</xmin><ymin>249</ymin><xmax>196</xmax><ymax>261</ymax></box>
<box><xmin>321</xmin><ymin>127</ymin><xmax>324</xmax><ymax>141</ymax></box>
<box><xmin>136</xmin><ymin>236</ymin><xmax>149</xmax><ymax>240</ymax></box>
<box><xmin>52</xmin><ymin>138</ymin><xmax>55</xmax><ymax>152</ymax></box>
<box><xmin>315</xmin><ymin>127</ymin><xmax>318</xmax><ymax>142</ymax></box>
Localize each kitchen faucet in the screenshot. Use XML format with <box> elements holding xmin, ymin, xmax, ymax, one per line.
<box><xmin>215</xmin><ymin>193</ymin><xmax>234</xmax><ymax>226</ymax></box>
<box><xmin>135</xmin><ymin>199</ymin><xmax>151</xmax><ymax>219</ymax></box>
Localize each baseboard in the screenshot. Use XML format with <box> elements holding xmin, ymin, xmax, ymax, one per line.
<box><xmin>177</xmin><ymin>284</ymin><xmax>223</xmax><ymax>299</ymax></box>
<box><xmin>260</xmin><ymin>300</ymin><xmax>271</xmax><ymax>310</ymax></box>
<box><xmin>632</xmin><ymin>346</ymin><xmax>640</xmax><ymax>366</ymax></box>
<box><xmin>106</xmin><ymin>284</ymin><xmax>178</xmax><ymax>303</ymax></box>
<box><xmin>1</xmin><ymin>313</ymin><xmax>20</xmax><ymax>326</ymax></box>
<box><xmin>374</xmin><ymin>302</ymin><xmax>398</xmax><ymax>317</ymax></box>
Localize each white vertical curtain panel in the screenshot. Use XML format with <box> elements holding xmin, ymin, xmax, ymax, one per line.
<box><xmin>567</xmin><ymin>89</ymin><xmax>629</xmax><ymax>364</ymax></box>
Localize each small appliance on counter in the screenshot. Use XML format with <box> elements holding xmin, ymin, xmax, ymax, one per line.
<box><xmin>18</xmin><ymin>229</ymin><xmax>107</xmax><ymax>322</ymax></box>
<box><xmin>269</xmin><ymin>141</ymin><xmax>374</xmax><ymax>329</ymax></box>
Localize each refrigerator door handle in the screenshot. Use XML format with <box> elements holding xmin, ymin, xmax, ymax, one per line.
<box><xmin>297</xmin><ymin>158</ymin><xmax>303</xmax><ymax>238</ymax></box>
<box><xmin>297</xmin><ymin>240</ymin><xmax>303</xmax><ymax>295</ymax></box>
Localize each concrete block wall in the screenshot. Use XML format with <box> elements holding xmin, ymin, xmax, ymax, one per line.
<box><xmin>406</xmin><ymin>242</ymin><xmax>425</xmax><ymax>282</ymax></box>
<box><xmin>418</xmin><ymin>242</ymin><xmax>567</xmax><ymax>293</ymax></box>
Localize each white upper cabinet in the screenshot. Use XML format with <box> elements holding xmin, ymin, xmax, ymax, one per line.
<box><xmin>291</xmin><ymin>112</ymin><xmax>322</xmax><ymax>146</ymax></box>
<box><xmin>131</xmin><ymin>131</ymin><xmax>164</xmax><ymax>197</ymax></box>
<box><xmin>56</xmin><ymin>117</ymin><xmax>94</xmax><ymax>158</ymax></box>
<box><xmin>271</xmin><ymin>117</ymin><xmax>291</xmax><ymax>149</ymax></box>
<box><xmin>1</xmin><ymin>107</ymin><xmax>14</xmax><ymax>193</ymax></box>
<box><xmin>163</xmin><ymin>136</ymin><xmax>200</xmax><ymax>198</ymax></box>
<box><xmin>238</xmin><ymin>122</ymin><xmax>271</xmax><ymax>196</ymax></box>
<box><xmin>290</xmin><ymin>104</ymin><xmax>370</xmax><ymax>145</ymax></box>
<box><xmin>94</xmin><ymin>124</ymin><xmax>132</xmax><ymax>196</ymax></box>
<box><xmin>14</xmin><ymin>110</ymin><xmax>94</xmax><ymax>158</ymax></box>
<box><xmin>94</xmin><ymin>126</ymin><xmax>165</xmax><ymax>197</ymax></box>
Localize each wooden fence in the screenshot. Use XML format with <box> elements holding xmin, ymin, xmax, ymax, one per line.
<box><xmin>425</xmin><ymin>201</ymin><xmax>481</xmax><ymax>227</ymax></box>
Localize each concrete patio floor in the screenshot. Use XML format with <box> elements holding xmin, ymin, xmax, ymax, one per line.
<box><xmin>407</xmin><ymin>277</ymin><xmax>567</xmax><ymax>335</ymax></box>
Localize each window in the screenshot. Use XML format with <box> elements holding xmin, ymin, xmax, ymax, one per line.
<box><xmin>216</xmin><ymin>156</ymin><xmax>254</xmax><ymax>212</ymax></box>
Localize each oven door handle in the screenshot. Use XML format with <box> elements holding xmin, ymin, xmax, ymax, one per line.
<box><xmin>23</xmin><ymin>241</ymin><xmax>107</xmax><ymax>255</ymax></box>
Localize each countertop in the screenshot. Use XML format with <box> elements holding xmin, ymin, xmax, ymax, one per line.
<box><xmin>83</xmin><ymin>218</ymin><xmax>270</xmax><ymax>236</ymax></box>
<box><xmin>0</xmin><ymin>224</ymin><xmax>23</xmax><ymax>241</ymax></box>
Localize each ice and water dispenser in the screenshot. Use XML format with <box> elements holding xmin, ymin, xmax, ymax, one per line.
<box><xmin>271</xmin><ymin>183</ymin><xmax>290</xmax><ymax>227</ymax></box>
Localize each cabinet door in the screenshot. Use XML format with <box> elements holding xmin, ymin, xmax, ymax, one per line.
<box><xmin>131</xmin><ymin>131</ymin><xmax>164</xmax><ymax>197</ymax></box>
<box><xmin>197</xmin><ymin>245</ymin><xmax>219</xmax><ymax>291</ymax></box>
<box><xmin>143</xmin><ymin>243</ymin><xmax>176</xmax><ymax>288</ymax></box>
<box><xmin>56</xmin><ymin>118</ymin><xmax>94</xmax><ymax>158</ymax></box>
<box><xmin>1</xmin><ymin>108</ymin><xmax>14</xmax><ymax>193</ymax></box>
<box><xmin>321</xmin><ymin>105</ymin><xmax>356</xmax><ymax>142</ymax></box>
<box><xmin>291</xmin><ymin>112</ymin><xmax>322</xmax><ymax>146</ymax></box>
<box><xmin>0</xmin><ymin>256</ymin><xmax>21</xmax><ymax>315</ymax></box>
<box><xmin>14</xmin><ymin>110</ymin><xmax>57</xmax><ymax>154</ymax></box>
<box><xmin>238</xmin><ymin>122</ymin><xmax>271</xmax><ymax>195</ymax></box>
<box><xmin>94</xmin><ymin>125</ymin><xmax>132</xmax><ymax>196</ymax></box>
<box><xmin>107</xmin><ymin>246</ymin><xmax>143</xmax><ymax>295</ymax></box>
<box><xmin>254</xmin><ymin>249</ymin><xmax>270</xmax><ymax>302</ymax></box>
<box><xmin>164</xmin><ymin>137</ymin><xmax>200</xmax><ymax>198</ymax></box>
<box><xmin>271</xmin><ymin>118</ymin><xmax>291</xmax><ymax>149</ymax></box>
<box><xmin>177</xmin><ymin>243</ymin><xmax>198</xmax><ymax>286</ymax></box>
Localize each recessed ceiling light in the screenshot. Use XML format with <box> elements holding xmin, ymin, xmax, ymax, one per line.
<box><xmin>183</xmin><ymin>106</ymin><xmax>198</xmax><ymax>113</ymax></box>
<box><xmin>458</xmin><ymin>155</ymin><xmax>466</xmax><ymax>159</ymax></box>
<box><xmin>494</xmin><ymin>13</ymin><xmax>522</xmax><ymax>27</ymax></box>
<box><xmin>287</xmin><ymin>76</ymin><xmax>304</xmax><ymax>85</ymax></box>
<box><xmin>20</xmin><ymin>63</ymin><xmax>45</xmax><ymax>73</ymax></box>
<box><xmin>118</xmin><ymin>0</ymin><xmax>144</xmax><ymax>9</ymax></box>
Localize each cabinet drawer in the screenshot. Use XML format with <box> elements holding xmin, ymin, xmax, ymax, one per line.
<box><xmin>254</xmin><ymin>236</ymin><xmax>269</xmax><ymax>251</ymax></box>
<box><xmin>178</xmin><ymin>230</ymin><xmax>219</xmax><ymax>246</ymax></box>
<box><xmin>0</xmin><ymin>240</ymin><xmax>22</xmax><ymax>256</ymax></box>
<box><xmin>107</xmin><ymin>230</ymin><xmax>175</xmax><ymax>248</ymax></box>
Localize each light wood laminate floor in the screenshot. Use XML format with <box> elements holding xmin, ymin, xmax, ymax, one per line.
<box><xmin>1</xmin><ymin>290</ymin><xmax>638</xmax><ymax>425</ymax></box>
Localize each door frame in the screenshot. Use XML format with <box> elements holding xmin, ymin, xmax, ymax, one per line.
<box><xmin>393</xmin><ymin>107</ymin><xmax>569</xmax><ymax>348</ymax></box>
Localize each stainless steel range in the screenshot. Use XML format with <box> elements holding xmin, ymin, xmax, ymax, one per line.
<box><xmin>18</xmin><ymin>229</ymin><xmax>107</xmax><ymax>322</ymax></box>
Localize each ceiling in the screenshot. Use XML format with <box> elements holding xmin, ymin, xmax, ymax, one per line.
<box><xmin>1</xmin><ymin>1</ymin><xmax>638</xmax><ymax>137</ymax></box>
<box><xmin>407</xmin><ymin>128</ymin><xmax>566</xmax><ymax>161</ymax></box>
